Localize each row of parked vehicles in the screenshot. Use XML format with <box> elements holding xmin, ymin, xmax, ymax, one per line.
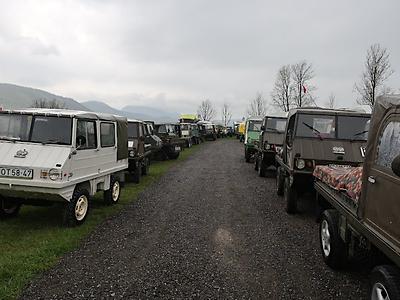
<box><xmin>0</xmin><ymin>110</ymin><xmax>229</xmax><ymax>227</ymax></box>
<box><xmin>242</xmin><ymin>95</ymin><xmax>400</xmax><ymax>299</ymax></box>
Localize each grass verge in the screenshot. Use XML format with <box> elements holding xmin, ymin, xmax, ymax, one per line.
<box><xmin>0</xmin><ymin>145</ymin><xmax>200</xmax><ymax>300</ymax></box>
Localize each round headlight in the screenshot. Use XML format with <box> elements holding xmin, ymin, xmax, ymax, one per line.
<box><xmin>264</xmin><ymin>143</ymin><xmax>271</xmax><ymax>150</ymax></box>
<box><xmin>49</xmin><ymin>169</ymin><xmax>60</xmax><ymax>181</ymax></box>
<box><xmin>296</xmin><ymin>159</ymin><xmax>305</xmax><ymax>170</ymax></box>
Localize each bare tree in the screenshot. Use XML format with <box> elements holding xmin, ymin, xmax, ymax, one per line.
<box><xmin>247</xmin><ymin>92</ymin><xmax>267</xmax><ymax>117</ymax></box>
<box><xmin>32</xmin><ymin>98</ymin><xmax>65</xmax><ymax>109</ymax></box>
<box><xmin>291</xmin><ymin>61</ymin><xmax>315</xmax><ymax>108</ymax></box>
<box><xmin>355</xmin><ymin>44</ymin><xmax>394</xmax><ymax>108</ymax></box>
<box><xmin>221</xmin><ymin>103</ymin><xmax>232</xmax><ymax>127</ymax></box>
<box><xmin>325</xmin><ymin>93</ymin><xmax>336</xmax><ymax>109</ymax></box>
<box><xmin>197</xmin><ymin>99</ymin><xmax>215</xmax><ymax>121</ymax></box>
<box><xmin>271</xmin><ymin>65</ymin><xmax>293</xmax><ymax>112</ymax></box>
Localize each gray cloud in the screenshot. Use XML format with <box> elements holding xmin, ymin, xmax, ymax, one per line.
<box><xmin>0</xmin><ymin>0</ymin><xmax>399</xmax><ymax>119</ymax></box>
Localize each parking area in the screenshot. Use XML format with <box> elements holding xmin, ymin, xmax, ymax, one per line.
<box><xmin>21</xmin><ymin>138</ymin><xmax>369</xmax><ymax>299</ymax></box>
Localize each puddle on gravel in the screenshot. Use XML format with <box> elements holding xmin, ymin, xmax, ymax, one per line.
<box><xmin>214</xmin><ymin>228</ymin><xmax>233</xmax><ymax>247</ymax></box>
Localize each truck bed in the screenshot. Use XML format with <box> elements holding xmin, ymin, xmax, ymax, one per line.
<box><xmin>313</xmin><ymin>165</ymin><xmax>363</xmax><ymax>204</ymax></box>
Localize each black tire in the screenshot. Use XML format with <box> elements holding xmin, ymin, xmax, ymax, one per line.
<box><xmin>63</xmin><ymin>187</ymin><xmax>90</xmax><ymax>227</ymax></box>
<box><xmin>0</xmin><ymin>197</ymin><xmax>21</xmax><ymax>219</ymax></box>
<box><xmin>276</xmin><ymin>167</ymin><xmax>284</xmax><ymax>196</ymax></box>
<box><xmin>258</xmin><ymin>156</ymin><xmax>267</xmax><ymax>177</ymax></box>
<box><xmin>132</xmin><ymin>165</ymin><xmax>141</xmax><ymax>183</ymax></box>
<box><xmin>284</xmin><ymin>177</ymin><xmax>297</xmax><ymax>214</ymax></box>
<box><xmin>104</xmin><ymin>176</ymin><xmax>121</xmax><ymax>205</ymax></box>
<box><xmin>319</xmin><ymin>209</ymin><xmax>348</xmax><ymax>269</ymax></box>
<box><xmin>245</xmin><ymin>149</ymin><xmax>251</xmax><ymax>163</ymax></box>
<box><xmin>168</xmin><ymin>152</ymin><xmax>180</xmax><ymax>160</ymax></box>
<box><xmin>254</xmin><ymin>155</ymin><xmax>259</xmax><ymax>171</ymax></box>
<box><xmin>142</xmin><ymin>157</ymin><xmax>150</xmax><ymax>175</ymax></box>
<box><xmin>370</xmin><ymin>265</ymin><xmax>400</xmax><ymax>300</ymax></box>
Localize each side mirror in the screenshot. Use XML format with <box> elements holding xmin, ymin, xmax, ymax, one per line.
<box><xmin>391</xmin><ymin>155</ymin><xmax>400</xmax><ymax>177</ymax></box>
<box><xmin>261</xmin><ymin>125</ymin><xmax>265</xmax><ymax>131</ymax></box>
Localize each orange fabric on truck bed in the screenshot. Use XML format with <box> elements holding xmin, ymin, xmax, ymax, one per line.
<box><xmin>313</xmin><ymin>165</ymin><xmax>363</xmax><ymax>203</ymax></box>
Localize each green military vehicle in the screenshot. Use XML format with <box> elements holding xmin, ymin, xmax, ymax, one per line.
<box><xmin>254</xmin><ymin>115</ymin><xmax>287</xmax><ymax>176</ymax></box>
<box><xmin>143</xmin><ymin>121</ymin><xmax>162</xmax><ymax>153</ymax></box>
<box><xmin>244</xmin><ymin>117</ymin><xmax>263</xmax><ymax>162</ymax></box>
<box><xmin>154</xmin><ymin>123</ymin><xmax>182</xmax><ymax>160</ymax></box>
<box><xmin>198</xmin><ymin>121</ymin><xmax>217</xmax><ymax>141</ymax></box>
<box><xmin>127</xmin><ymin>120</ymin><xmax>152</xmax><ymax>183</ymax></box>
<box><xmin>179</xmin><ymin>123</ymin><xmax>195</xmax><ymax>148</ymax></box>
<box><xmin>275</xmin><ymin>107</ymin><xmax>370</xmax><ymax>214</ymax></box>
<box><xmin>178</xmin><ymin>114</ymin><xmax>201</xmax><ymax>145</ymax></box>
<box><xmin>313</xmin><ymin>95</ymin><xmax>400</xmax><ymax>299</ymax></box>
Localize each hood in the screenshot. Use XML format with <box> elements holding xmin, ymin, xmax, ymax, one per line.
<box><xmin>0</xmin><ymin>141</ymin><xmax>71</xmax><ymax>169</ymax></box>
<box><xmin>293</xmin><ymin>139</ymin><xmax>367</xmax><ymax>164</ymax></box>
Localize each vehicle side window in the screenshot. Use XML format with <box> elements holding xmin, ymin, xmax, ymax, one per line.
<box><xmin>376</xmin><ymin>120</ymin><xmax>400</xmax><ymax>169</ymax></box>
<box><xmin>286</xmin><ymin>116</ymin><xmax>295</xmax><ymax>147</ymax></box>
<box><xmin>76</xmin><ymin>120</ymin><xmax>97</xmax><ymax>150</ymax></box>
<box><xmin>100</xmin><ymin>122</ymin><xmax>115</xmax><ymax>147</ymax></box>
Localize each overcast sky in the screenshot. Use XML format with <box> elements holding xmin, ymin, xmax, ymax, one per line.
<box><xmin>0</xmin><ymin>0</ymin><xmax>399</xmax><ymax>118</ymax></box>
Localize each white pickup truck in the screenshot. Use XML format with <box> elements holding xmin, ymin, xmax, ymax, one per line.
<box><xmin>0</xmin><ymin>109</ymin><xmax>128</xmax><ymax>226</ymax></box>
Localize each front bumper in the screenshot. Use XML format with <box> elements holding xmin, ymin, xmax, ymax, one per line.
<box><xmin>0</xmin><ymin>183</ymin><xmax>74</xmax><ymax>202</ymax></box>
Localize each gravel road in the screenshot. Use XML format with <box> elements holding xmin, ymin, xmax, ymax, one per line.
<box><xmin>21</xmin><ymin>139</ymin><xmax>369</xmax><ymax>299</ymax></box>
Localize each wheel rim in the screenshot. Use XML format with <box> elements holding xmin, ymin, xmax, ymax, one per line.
<box><xmin>321</xmin><ymin>220</ymin><xmax>331</xmax><ymax>257</ymax></box>
<box><xmin>112</xmin><ymin>181</ymin><xmax>120</xmax><ymax>202</ymax></box>
<box><xmin>371</xmin><ymin>282</ymin><xmax>390</xmax><ymax>300</ymax></box>
<box><xmin>75</xmin><ymin>195</ymin><xmax>88</xmax><ymax>221</ymax></box>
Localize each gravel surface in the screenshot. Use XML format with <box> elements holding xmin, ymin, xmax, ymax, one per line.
<box><xmin>21</xmin><ymin>139</ymin><xmax>369</xmax><ymax>299</ymax></box>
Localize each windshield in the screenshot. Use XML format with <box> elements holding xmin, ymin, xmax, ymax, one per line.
<box><xmin>296</xmin><ymin>114</ymin><xmax>335</xmax><ymax>139</ymax></box>
<box><xmin>337</xmin><ymin>116</ymin><xmax>370</xmax><ymax>140</ymax></box>
<box><xmin>266</xmin><ymin>118</ymin><xmax>287</xmax><ymax>133</ymax></box>
<box><xmin>0</xmin><ymin>114</ymin><xmax>72</xmax><ymax>145</ymax></box>
<box><xmin>247</xmin><ymin>121</ymin><xmax>262</xmax><ymax>132</ymax></box>
<box><xmin>181</xmin><ymin>124</ymin><xmax>189</xmax><ymax>130</ymax></box>
<box><xmin>296</xmin><ymin>114</ymin><xmax>370</xmax><ymax>140</ymax></box>
<box><xmin>158</xmin><ymin>124</ymin><xmax>175</xmax><ymax>134</ymax></box>
<box><xmin>128</xmin><ymin>123</ymin><xmax>138</xmax><ymax>138</ymax></box>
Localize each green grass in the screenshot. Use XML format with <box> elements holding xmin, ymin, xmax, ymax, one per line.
<box><xmin>0</xmin><ymin>146</ymin><xmax>200</xmax><ymax>300</ymax></box>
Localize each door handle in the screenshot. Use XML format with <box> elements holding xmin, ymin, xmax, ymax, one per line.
<box><xmin>368</xmin><ymin>176</ymin><xmax>376</xmax><ymax>184</ymax></box>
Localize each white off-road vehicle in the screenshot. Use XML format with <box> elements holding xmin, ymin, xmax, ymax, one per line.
<box><xmin>0</xmin><ymin>109</ymin><xmax>128</xmax><ymax>226</ymax></box>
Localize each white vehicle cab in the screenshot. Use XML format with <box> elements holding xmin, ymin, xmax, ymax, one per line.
<box><xmin>0</xmin><ymin>109</ymin><xmax>128</xmax><ymax>226</ymax></box>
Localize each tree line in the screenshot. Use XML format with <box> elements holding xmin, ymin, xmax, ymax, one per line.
<box><xmin>197</xmin><ymin>43</ymin><xmax>395</xmax><ymax>124</ymax></box>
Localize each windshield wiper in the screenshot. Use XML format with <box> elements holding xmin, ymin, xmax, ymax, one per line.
<box><xmin>266</xmin><ymin>127</ymin><xmax>278</xmax><ymax>132</ymax></box>
<box><xmin>41</xmin><ymin>139</ymin><xmax>60</xmax><ymax>145</ymax></box>
<box><xmin>350</xmin><ymin>130</ymin><xmax>368</xmax><ymax>142</ymax></box>
<box><xmin>0</xmin><ymin>136</ymin><xmax>20</xmax><ymax>142</ymax></box>
<box><xmin>352</xmin><ymin>130</ymin><xmax>368</xmax><ymax>137</ymax></box>
<box><xmin>302</xmin><ymin>122</ymin><xmax>324</xmax><ymax>140</ymax></box>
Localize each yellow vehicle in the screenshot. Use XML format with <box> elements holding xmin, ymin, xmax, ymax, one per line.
<box><xmin>238</xmin><ymin>122</ymin><xmax>245</xmax><ymax>142</ymax></box>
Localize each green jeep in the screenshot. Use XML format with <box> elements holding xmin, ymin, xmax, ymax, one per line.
<box><xmin>244</xmin><ymin>117</ymin><xmax>263</xmax><ymax>162</ymax></box>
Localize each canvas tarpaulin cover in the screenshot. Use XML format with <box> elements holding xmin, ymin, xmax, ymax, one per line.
<box><xmin>313</xmin><ymin>165</ymin><xmax>363</xmax><ymax>203</ymax></box>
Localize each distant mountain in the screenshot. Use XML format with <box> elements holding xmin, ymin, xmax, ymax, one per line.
<box><xmin>0</xmin><ymin>83</ymin><xmax>88</xmax><ymax>110</ymax></box>
<box><xmin>123</xmin><ymin>105</ymin><xmax>179</xmax><ymax>121</ymax></box>
<box><xmin>83</xmin><ymin>101</ymin><xmax>179</xmax><ymax>122</ymax></box>
<box><xmin>0</xmin><ymin>83</ymin><xmax>179</xmax><ymax>123</ymax></box>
